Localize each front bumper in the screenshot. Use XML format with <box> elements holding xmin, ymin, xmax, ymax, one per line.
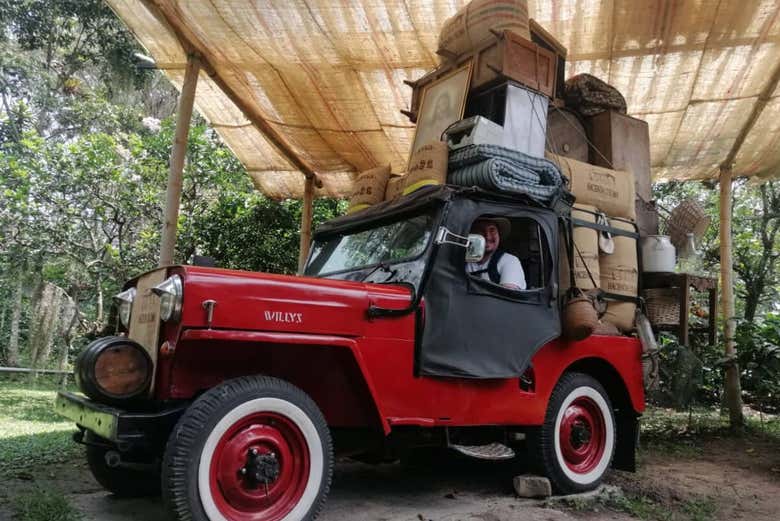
<box><xmin>54</xmin><ymin>391</ymin><xmax>187</xmax><ymax>446</ymax></box>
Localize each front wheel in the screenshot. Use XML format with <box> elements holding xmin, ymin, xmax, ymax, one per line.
<box><xmin>529</xmin><ymin>372</ymin><xmax>615</xmax><ymax>494</ymax></box>
<box><xmin>162</xmin><ymin>376</ymin><xmax>333</xmax><ymax>521</ymax></box>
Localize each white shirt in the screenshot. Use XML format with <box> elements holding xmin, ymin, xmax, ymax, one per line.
<box><xmin>467</xmin><ymin>251</ymin><xmax>527</xmax><ymax>289</ymax></box>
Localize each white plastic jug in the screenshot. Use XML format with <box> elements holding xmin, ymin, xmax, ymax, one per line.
<box><xmin>641</xmin><ymin>235</ymin><xmax>676</xmax><ymax>272</ymax></box>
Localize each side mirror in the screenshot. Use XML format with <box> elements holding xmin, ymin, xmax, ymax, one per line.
<box><xmin>465</xmin><ymin>234</ymin><xmax>486</xmax><ymax>262</ymax></box>
<box><xmin>435</xmin><ymin>227</ymin><xmax>485</xmax><ymax>262</ymax></box>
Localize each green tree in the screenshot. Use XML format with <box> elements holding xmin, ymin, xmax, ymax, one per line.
<box><xmin>0</xmin><ymin>1</ymin><xmax>351</xmax><ymax>372</ymax></box>
<box><xmin>191</xmin><ymin>192</ymin><xmax>346</xmax><ymax>274</ymax></box>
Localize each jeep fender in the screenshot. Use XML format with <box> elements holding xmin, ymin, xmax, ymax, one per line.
<box><xmin>162</xmin><ymin>329</ymin><xmax>389</xmax><ymax>433</ymax></box>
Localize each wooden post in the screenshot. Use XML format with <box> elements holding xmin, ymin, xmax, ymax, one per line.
<box><xmin>159</xmin><ymin>54</ymin><xmax>200</xmax><ymax>266</ymax></box>
<box><xmin>679</xmin><ymin>275</ymin><xmax>690</xmax><ymax>348</ymax></box>
<box><xmin>298</xmin><ymin>175</ymin><xmax>315</xmax><ymax>273</ymax></box>
<box><xmin>719</xmin><ymin>165</ymin><xmax>744</xmax><ymax>427</ymax></box>
<box><xmin>708</xmin><ymin>284</ymin><xmax>718</xmax><ymax>347</ymax></box>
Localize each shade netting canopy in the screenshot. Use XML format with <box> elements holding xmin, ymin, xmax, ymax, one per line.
<box><xmin>108</xmin><ymin>0</ymin><xmax>780</xmax><ymax>199</ymax></box>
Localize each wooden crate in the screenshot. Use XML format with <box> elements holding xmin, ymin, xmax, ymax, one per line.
<box><xmin>529</xmin><ymin>19</ymin><xmax>567</xmax><ymax>102</ymax></box>
<box><xmin>405</xmin><ymin>31</ymin><xmax>556</xmax><ymax>122</ymax></box>
<box><xmin>586</xmin><ymin>110</ymin><xmax>652</xmax><ymax>202</ymax></box>
<box><xmin>545</xmin><ymin>107</ymin><xmax>588</xmax><ymax>162</ymax></box>
<box><xmin>471</xmin><ymin>30</ymin><xmax>556</xmax><ymax>94</ymax></box>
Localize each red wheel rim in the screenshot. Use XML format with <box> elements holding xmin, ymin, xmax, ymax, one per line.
<box><xmin>209</xmin><ymin>412</ymin><xmax>310</xmax><ymax>521</ymax></box>
<box><xmin>559</xmin><ymin>396</ymin><xmax>606</xmax><ymax>474</ymax></box>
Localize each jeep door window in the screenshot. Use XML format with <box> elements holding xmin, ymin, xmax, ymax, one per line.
<box><xmin>466</xmin><ymin>215</ymin><xmax>550</xmax><ymax>300</ymax></box>
<box><xmin>466</xmin><ymin>216</ymin><xmax>527</xmax><ymax>290</ymax></box>
<box><xmin>306</xmin><ymin>211</ymin><xmax>435</xmax><ymax>277</ymax></box>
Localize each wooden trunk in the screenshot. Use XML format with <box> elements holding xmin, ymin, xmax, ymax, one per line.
<box><xmin>407</xmin><ymin>31</ymin><xmax>556</xmax><ymax>122</ymax></box>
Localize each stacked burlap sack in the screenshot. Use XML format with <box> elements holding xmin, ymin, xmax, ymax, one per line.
<box><xmin>347</xmin><ymin>142</ymin><xmax>449</xmax><ymax>213</ymax></box>
<box><xmin>550</xmin><ymin>153</ymin><xmax>639</xmax><ymax>333</ymax></box>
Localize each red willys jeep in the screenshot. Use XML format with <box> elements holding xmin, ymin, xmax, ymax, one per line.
<box><xmin>54</xmin><ymin>185</ymin><xmax>644</xmax><ymax>521</ymax></box>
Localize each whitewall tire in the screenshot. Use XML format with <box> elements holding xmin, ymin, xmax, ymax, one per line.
<box><xmin>162</xmin><ymin>376</ymin><xmax>333</xmax><ymax>521</ymax></box>
<box><xmin>530</xmin><ymin>372</ymin><xmax>615</xmax><ymax>493</ymax></box>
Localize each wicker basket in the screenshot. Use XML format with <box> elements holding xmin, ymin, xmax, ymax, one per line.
<box><xmin>644</xmin><ymin>288</ymin><xmax>680</xmax><ymax>325</ymax></box>
<box><xmin>666</xmin><ymin>199</ymin><xmax>710</xmax><ymax>249</ymax></box>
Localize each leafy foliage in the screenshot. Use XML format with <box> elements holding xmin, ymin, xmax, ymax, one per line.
<box><xmin>193</xmin><ymin>193</ymin><xmax>346</xmax><ymax>274</ymax></box>
<box><xmin>653</xmin><ymin>180</ymin><xmax>780</xmax><ymax>410</ymax></box>
<box><xmin>736</xmin><ymin>314</ymin><xmax>780</xmax><ymax>411</ymax></box>
<box><xmin>0</xmin><ymin>4</ymin><xmax>347</xmax><ymax>367</ymax></box>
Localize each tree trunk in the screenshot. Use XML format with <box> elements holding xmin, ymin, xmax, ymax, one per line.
<box><xmin>28</xmin><ymin>282</ymin><xmax>61</xmax><ymax>380</ymax></box>
<box><xmin>58</xmin><ymin>297</ymin><xmax>78</xmax><ymax>388</ymax></box>
<box><xmin>7</xmin><ymin>273</ymin><xmax>23</xmax><ymax>367</ymax></box>
<box><xmin>749</xmin><ymin>183</ymin><xmax>779</xmax><ymax>322</ymax></box>
<box><xmin>36</xmin><ymin>285</ymin><xmax>63</xmax><ymax>368</ymax></box>
<box><xmin>0</xmin><ymin>303</ymin><xmax>6</xmax><ymax>364</ymax></box>
<box><xmin>95</xmin><ymin>273</ymin><xmax>104</xmax><ymax>326</ymax></box>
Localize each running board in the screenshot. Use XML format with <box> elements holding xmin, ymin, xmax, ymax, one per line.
<box><xmin>449</xmin><ymin>442</ymin><xmax>515</xmax><ymax>460</ymax></box>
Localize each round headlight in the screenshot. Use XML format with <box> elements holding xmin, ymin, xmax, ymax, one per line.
<box><xmin>152</xmin><ymin>275</ymin><xmax>183</xmax><ymax>322</ymax></box>
<box><xmin>114</xmin><ymin>287</ymin><xmax>136</xmax><ymax>328</ymax></box>
<box><xmin>76</xmin><ymin>336</ymin><xmax>152</xmax><ymax>403</ymax></box>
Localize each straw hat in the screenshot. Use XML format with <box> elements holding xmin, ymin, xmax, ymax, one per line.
<box><xmin>471</xmin><ymin>217</ymin><xmax>511</xmax><ymax>238</ymax></box>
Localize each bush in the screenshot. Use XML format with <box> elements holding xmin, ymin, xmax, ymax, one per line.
<box><xmin>735</xmin><ymin>314</ymin><xmax>780</xmax><ymax>412</ymax></box>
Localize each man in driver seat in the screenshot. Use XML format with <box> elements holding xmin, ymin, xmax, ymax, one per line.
<box><xmin>467</xmin><ymin>217</ymin><xmax>526</xmax><ymax>290</ymax></box>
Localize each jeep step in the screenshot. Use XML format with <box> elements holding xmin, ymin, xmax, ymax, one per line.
<box><xmin>449</xmin><ymin>442</ymin><xmax>515</xmax><ymax>460</ymax></box>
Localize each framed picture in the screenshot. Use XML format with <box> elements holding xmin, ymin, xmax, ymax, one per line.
<box><xmin>410</xmin><ymin>61</ymin><xmax>473</xmax><ymax>159</ymax></box>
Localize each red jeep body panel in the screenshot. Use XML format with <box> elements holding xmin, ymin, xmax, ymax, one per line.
<box><xmin>154</xmin><ymin>267</ymin><xmax>644</xmax><ymax>435</ymax></box>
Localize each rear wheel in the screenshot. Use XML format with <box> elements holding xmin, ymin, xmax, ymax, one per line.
<box><xmin>162</xmin><ymin>376</ymin><xmax>333</xmax><ymax>521</ymax></box>
<box><xmin>530</xmin><ymin>372</ymin><xmax>615</xmax><ymax>494</ymax></box>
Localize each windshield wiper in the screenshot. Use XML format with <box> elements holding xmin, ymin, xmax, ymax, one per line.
<box><xmin>359</xmin><ymin>262</ymin><xmax>396</xmax><ymax>283</ymax></box>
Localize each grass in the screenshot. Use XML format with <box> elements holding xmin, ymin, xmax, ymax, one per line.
<box><xmin>556</xmin><ymin>405</ymin><xmax>777</xmax><ymax>521</ymax></box>
<box><xmin>10</xmin><ymin>489</ymin><xmax>82</xmax><ymax>521</ymax></box>
<box><xmin>555</xmin><ymin>486</ymin><xmax>718</xmax><ymax>521</ymax></box>
<box><xmin>640</xmin><ymin>404</ymin><xmax>780</xmax><ymax>457</ymax></box>
<box><xmin>602</xmin><ymin>492</ymin><xmax>716</xmax><ymax>521</ymax></box>
<box><xmin>0</xmin><ymin>379</ymin><xmax>82</xmax><ymax>477</ymax></box>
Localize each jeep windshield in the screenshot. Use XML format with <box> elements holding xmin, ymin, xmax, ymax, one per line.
<box><xmin>305</xmin><ymin>210</ymin><xmax>436</xmax><ymax>282</ymax></box>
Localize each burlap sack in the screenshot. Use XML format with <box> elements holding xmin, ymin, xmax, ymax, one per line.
<box><xmin>348</xmin><ymin>164</ymin><xmax>391</xmax><ymax>213</ymax></box>
<box><xmin>384</xmin><ymin>175</ymin><xmax>405</xmax><ymax>201</ymax></box>
<box><xmin>600</xmin><ymin>218</ymin><xmax>638</xmax><ymax>332</ymax></box>
<box><xmin>546</xmin><ymin>152</ymin><xmax>636</xmax><ymax>220</ymax></box>
<box><xmin>403</xmin><ymin>141</ymin><xmax>449</xmax><ymax>195</ymax></box>
<box><xmin>560</xmin><ymin>204</ymin><xmax>600</xmax><ymax>291</ymax></box>
<box><xmin>564</xmin><ymin>74</ymin><xmax>628</xmax><ymax>116</ymax></box>
<box><xmin>437</xmin><ymin>0</ymin><xmax>530</xmax><ymax>61</ymax></box>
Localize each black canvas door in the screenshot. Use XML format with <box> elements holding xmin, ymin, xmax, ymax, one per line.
<box><xmin>419</xmin><ymin>196</ymin><xmax>561</xmax><ymax>378</ymax></box>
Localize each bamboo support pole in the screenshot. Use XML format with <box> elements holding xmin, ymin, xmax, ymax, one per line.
<box><xmin>710</xmin><ymin>45</ymin><xmax>780</xmax><ymax>429</ymax></box>
<box><xmin>718</xmin><ymin>165</ymin><xmax>743</xmax><ymax>426</ymax></box>
<box><xmin>144</xmin><ymin>0</ymin><xmax>319</xmax><ymax>181</ymax></box>
<box><xmin>159</xmin><ymin>54</ymin><xmax>200</xmax><ymax>266</ymax></box>
<box><xmin>298</xmin><ymin>175</ymin><xmax>315</xmax><ymax>273</ymax></box>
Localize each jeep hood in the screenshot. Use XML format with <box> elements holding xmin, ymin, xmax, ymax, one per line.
<box><xmin>177</xmin><ymin>266</ymin><xmax>412</xmax><ymax>337</ymax></box>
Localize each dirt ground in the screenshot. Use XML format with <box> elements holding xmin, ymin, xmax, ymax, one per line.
<box><xmin>1</xmin><ymin>435</ymin><xmax>779</xmax><ymax>521</ymax></box>
<box><xmin>607</xmin><ymin>434</ymin><xmax>780</xmax><ymax>521</ymax></box>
